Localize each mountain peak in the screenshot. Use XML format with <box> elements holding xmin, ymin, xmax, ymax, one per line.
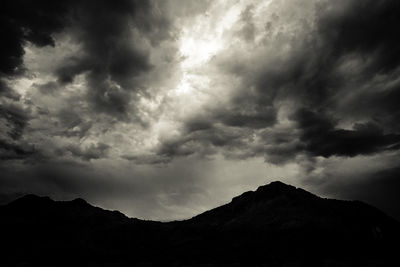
<box><xmin>193</xmin><ymin>180</ymin><xmax>321</xmax><ymax>225</ymax></box>
<box><xmin>254</xmin><ymin>180</ymin><xmax>317</xmax><ymax>199</ymax></box>
<box><xmin>230</xmin><ymin>181</ymin><xmax>315</xmax><ymax>204</ymax></box>
<box><xmin>256</xmin><ymin>180</ymin><xmax>295</xmax><ymax>191</ymax></box>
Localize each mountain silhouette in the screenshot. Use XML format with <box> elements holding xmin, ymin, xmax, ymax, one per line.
<box><xmin>1</xmin><ymin>181</ymin><xmax>399</xmax><ymax>266</ymax></box>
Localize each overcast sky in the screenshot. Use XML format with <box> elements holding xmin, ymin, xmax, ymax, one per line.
<box><xmin>1</xmin><ymin>0</ymin><xmax>400</xmax><ymax>221</ymax></box>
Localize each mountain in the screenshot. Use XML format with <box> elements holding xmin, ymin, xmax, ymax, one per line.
<box><xmin>1</xmin><ymin>181</ymin><xmax>399</xmax><ymax>267</ymax></box>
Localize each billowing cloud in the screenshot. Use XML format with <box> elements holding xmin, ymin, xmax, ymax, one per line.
<box><xmin>1</xmin><ymin>0</ymin><xmax>400</xmax><ymax>220</ymax></box>
<box><xmin>292</xmin><ymin>109</ymin><xmax>400</xmax><ymax>157</ymax></box>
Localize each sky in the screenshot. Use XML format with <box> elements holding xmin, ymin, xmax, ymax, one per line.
<box><xmin>1</xmin><ymin>0</ymin><xmax>400</xmax><ymax>221</ymax></box>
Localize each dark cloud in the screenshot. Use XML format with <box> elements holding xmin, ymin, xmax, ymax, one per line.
<box><xmin>121</xmin><ymin>154</ymin><xmax>170</xmax><ymax>165</ymax></box>
<box><xmin>155</xmin><ymin>124</ymin><xmax>255</xmax><ymax>163</ymax></box>
<box><xmin>0</xmin><ymin>139</ymin><xmax>36</xmax><ymax>160</ymax></box>
<box><xmin>55</xmin><ymin>56</ymin><xmax>89</xmax><ymax>84</ymax></box>
<box><xmin>55</xmin><ymin>108</ymin><xmax>92</xmax><ymax>138</ymax></box>
<box><xmin>34</xmin><ymin>81</ymin><xmax>59</xmax><ymax>95</ymax></box>
<box><xmin>184</xmin><ymin>116</ymin><xmax>215</xmax><ymax>133</ymax></box>
<box><xmin>2</xmin><ymin>0</ymin><xmax>399</xmax><ymax>163</ymax></box>
<box><xmin>184</xmin><ymin>104</ymin><xmax>276</xmax><ymax>133</ymax></box>
<box><xmin>183</xmin><ymin>0</ymin><xmax>400</xmax><ymax>165</ymax></box>
<box><xmin>316</xmin><ymin>0</ymin><xmax>400</xmax><ymax>75</ymax></box>
<box><xmin>0</xmin><ymin>80</ymin><xmax>20</xmax><ymax>100</ymax></box>
<box><xmin>308</xmin><ymin>0</ymin><xmax>400</xmax><ymax>111</ymax></box>
<box><xmin>86</xmin><ymin>74</ymin><xmax>134</xmax><ymax>119</ymax></box>
<box><xmin>0</xmin><ymin>0</ymin><xmax>176</xmax><ymax>168</ymax></box>
<box><xmin>259</xmin><ymin>128</ymin><xmax>303</xmax><ymax>165</ymax></box>
<box><xmin>335</xmin><ymin>77</ymin><xmax>400</xmax><ymax>133</ymax></box>
<box><xmin>0</xmin><ymin>80</ymin><xmax>34</xmax><ymax>164</ymax></box>
<box><xmin>0</xmin><ymin>102</ymin><xmax>30</xmax><ymax>140</ymax></box>
<box><xmin>0</xmin><ymin>0</ymin><xmax>72</xmax><ymax>76</ymax></box>
<box><xmin>216</xmin><ymin>106</ymin><xmax>276</xmax><ymax>129</ymax></box>
<box><xmin>292</xmin><ymin>109</ymin><xmax>400</xmax><ymax>158</ymax></box>
<box><xmin>53</xmin><ymin>0</ymin><xmax>171</xmax><ymax>118</ymax></box>
<box><xmin>64</xmin><ymin>143</ymin><xmax>110</xmax><ymax>161</ymax></box>
<box><xmin>2</xmin><ymin>0</ymin><xmax>173</xmax><ymax>119</ymax></box>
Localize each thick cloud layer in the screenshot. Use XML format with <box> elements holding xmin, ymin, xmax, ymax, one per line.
<box><xmin>1</xmin><ymin>0</ymin><xmax>400</xmax><ymax>220</ymax></box>
<box><xmin>292</xmin><ymin>109</ymin><xmax>400</xmax><ymax>157</ymax></box>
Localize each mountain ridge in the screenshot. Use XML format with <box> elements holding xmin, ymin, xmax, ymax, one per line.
<box><xmin>1</xmin><ymin>181</ymin><xmax>399</xmax><ymax>266</ymax></box>
<box><xmin>3</xmin><ymin>181</ymin><xmax>395</xmax><ymax>223</ymax></box>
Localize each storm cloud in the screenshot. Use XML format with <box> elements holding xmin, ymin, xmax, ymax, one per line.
<box><xmin>1</xmin><ymin>0</ymin><xmax>400</xmax><ymax>220</ymax></box>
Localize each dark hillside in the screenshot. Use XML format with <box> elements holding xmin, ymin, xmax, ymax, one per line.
<box><xmin>1</xmin><ymin>181</ymin><xmax>399</xmax><ymax>266</ymax></box>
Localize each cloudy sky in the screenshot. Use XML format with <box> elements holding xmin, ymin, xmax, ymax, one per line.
<box><xmin>1</xmin><ymin>0</ymin><xmax>400</xmax><ymax>220</ymax></box>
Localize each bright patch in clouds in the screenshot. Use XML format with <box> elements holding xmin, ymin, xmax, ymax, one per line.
<box><xmin>174</xmin><ymin>2</ymin><xmax>242</xmax><ymax>95</ymax></box>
